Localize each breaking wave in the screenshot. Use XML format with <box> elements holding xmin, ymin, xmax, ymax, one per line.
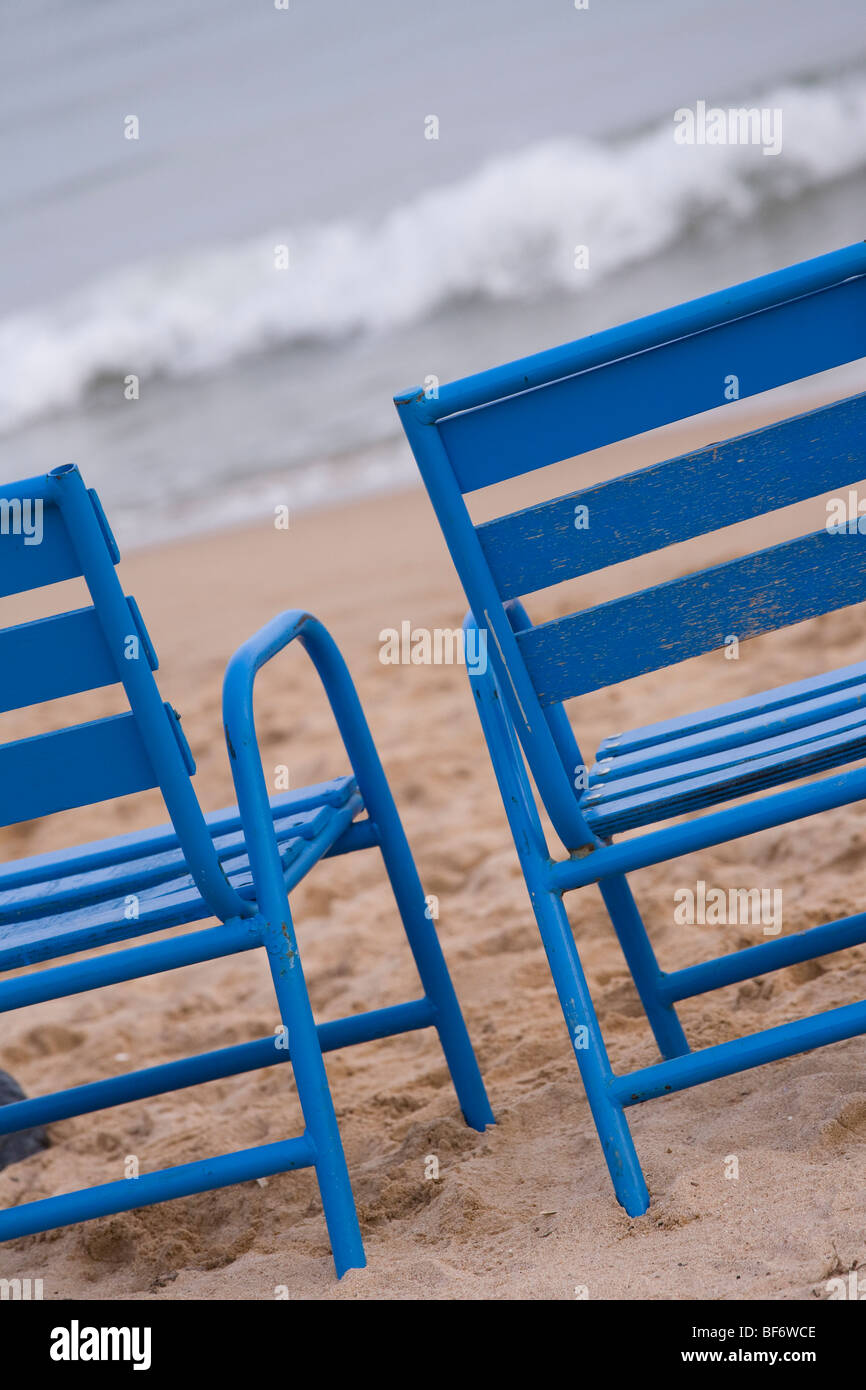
<box><xmin>1</xmin><ymin>70</ymin><xmax>864</xmax><ymax>435</ymax></box>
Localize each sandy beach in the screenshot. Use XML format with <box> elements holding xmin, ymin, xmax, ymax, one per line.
<box><xmin>1</xmin><ymin>377</ymin><xmax>866</xmax><ymax>1300</ymax></box>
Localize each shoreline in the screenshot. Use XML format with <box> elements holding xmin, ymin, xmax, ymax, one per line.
<box><xmin>109</xmin><ymin>358</ymin><xmax>866</xmax><ymax>557</ymax></box>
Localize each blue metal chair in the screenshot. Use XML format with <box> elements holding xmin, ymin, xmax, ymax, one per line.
<box><xmin>396</xmin><ymin>242</ymin><xmax>866</xmax><ymax>1217</ymax></box>
<box><xmin>0</xmin><ymin>463</ymin><xmax>492</xmax><ymax>1276</ymax></box>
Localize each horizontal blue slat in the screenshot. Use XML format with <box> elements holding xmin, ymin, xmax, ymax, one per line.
<box><xmin>0</xmin><ymin>775</ymin><xmax>357</xmax><ymax>892</ymax></box>
<box><xmin>406</xmin><ymin>243</ymin><xmax>866</xmax><ymax>422</ymax></box>
<box><xmin>440</xmin><ymin>275</ymin><xmax>866</xmax><ymax>493</ymax></box>
<box><xmin>0</xmin><ymin>789</ymin><xmax>363</xmax><ymax>972</ymax></box>
<box><xmin>0</xmin><ymin>501</ymin><xmax>82</xmax><ymax>597</ymax></box>
<box><xmin>0</xmin><ymin>800</ymin><xmax>341</xmax><ymax>928</ymax></box>
<box><xmin>0</xmin><ymin>883</ymin><xmax>224</xmax><ymax>973</ymax></box>
<box><xmin>478</xmin><ymin>392</ymin><xmax>866</xmax><ymax>597</ymax></box>
<box><xmin>595</xmin><ymin>680</ymin><xmax>866</xmax><ymax>778</ymax></box>
<box><xmin>0</xmin><ymin>607</ymin><xmax>124</xmax><ymax>713</ymax></box>
<box><xmin>0</xmin><ymin>485</ymin><xmax>120</xmax><ymax>598</ymax></box>
<box><xmin>598</xmin><ymin>659</ymin><xmax>866</xmax><ymax>757</ymax></box>
<box><xmin>588</xmin><ymin>706</ymin><xmax>866</xmax><ymax>805</ymax></box>
<box><xmin>584</xmin><ymin>720</ymin><xmax>866</xmax><ymax>835</ymax></box>
<box><xmin>0</xmin><ymin>804</ymin><xmax>334</xmax><ymax>925</ymax></box>
<box><xmin>0</xmin><ymin>711</ymin><xmax>159</xmax><ymax>827</ymax></box>
<box><xmin>519</xmin><ymin>528</ymin><xmax>866</xmax><ymax>704</ymax></box>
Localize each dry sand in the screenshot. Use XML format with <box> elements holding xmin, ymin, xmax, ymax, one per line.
<box><xmin>2</xmin><ymin>380</ymin><xmax>866</xmax><ymax>1300</ymax></box>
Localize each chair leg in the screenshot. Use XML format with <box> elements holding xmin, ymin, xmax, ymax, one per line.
<box><xmin>533</xmin><ymin>884</ymin><xmax>650</xmax><ymax>1217</ymax></box>
<box><xmin>261</xmin><ymin>914</ymin><xmax>366</xmax><ymax>1277</ymax></box>
<box><xmin>598</xmin><ymin>873</ymin><xmax>690</xmax><ymax>1061</ymax></box>
<box><xmin>373</xmin><ymin>805</ymin><xmax>495</xmax><ymax>1132</ymax></box>
<box><xmin>313</xmin><ymin>635</ymin><xmax>494</xmax><ymax>1131</ymax></box>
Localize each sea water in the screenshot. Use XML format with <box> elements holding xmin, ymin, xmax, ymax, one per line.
<box><xmin>0</xmin><ymin>0</ymin><xmax>864</xmax><ymax>543</ymax></box>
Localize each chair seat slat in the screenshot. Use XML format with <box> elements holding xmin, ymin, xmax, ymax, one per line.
<box><xmin>0</xmin><ymin>776</ymin><xmax>357</xmax><ymax>892</ymax></box>
<box><xmin>597</xmin><ymin>678</ymin><xmax>866</xmax><ymax>777</ymax></box>
<box><xmin>589</xmin><ymin>705</ymin><xmax>866</xmax><ymax>801</ymax></box>
<box><xmin>584</xmin><ymin>720</ymin><xmax>866</xmax><ymax>835</ymax></box>
<box><xmin>0</xmin><ymin>811</ymin><xmax>349</xmax><ymax>971</ymax></box>
<box><xmin>597</xmin><ymin>659</ymin><xmax>866</xmax><ymax>757</ymax></box>
<box><xmin>0</xmin><ymin>803</ymin><xmax>335</xmax><ymax>925</ymax></box>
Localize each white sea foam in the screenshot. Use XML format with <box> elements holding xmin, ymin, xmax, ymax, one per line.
<box><xmin>1</xmin><ymin>73</ymin><xmax>864</xmax><ymax>436</ymax></box>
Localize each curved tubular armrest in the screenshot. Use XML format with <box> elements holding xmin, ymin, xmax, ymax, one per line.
<box><xmin>222</xmin><ymin>610</ymin><xmax>385</xmax><ymax>922</ymax></box>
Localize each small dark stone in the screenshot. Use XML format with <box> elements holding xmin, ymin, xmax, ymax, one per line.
<box><xmin>0</xmin><ymin>1070</ymin><xmax>48</xmax><ymax>1171</ymax></box>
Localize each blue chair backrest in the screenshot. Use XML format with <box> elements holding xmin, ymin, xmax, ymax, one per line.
<box><xmin>0</xmin><ymin>464</ymin><xmax>241</xmax><ymax>915</ymax></box>
<box><xmin>396</xmin><ymin>243</ymin><xmax>866</xmax><ymax>850</ymax></box>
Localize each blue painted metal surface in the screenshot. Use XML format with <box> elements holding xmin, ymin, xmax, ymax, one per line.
<box><xmin>0</xmin><ymin>795</ymin><xmax>362</xmax><ymax>971</ymax></box>
<box><xmin>0</xmin><ymin>464</ymin><xmax>491</xmax><ymax>1276</ymax></box>
<box><xmin>584</xmin><ymin>708</ymin><xmax>866</xmax><ymax>835</ymax></box>
<box><xmin>479</xmin><ymin>392</ymin><xmax>866</xmax><ymax>598</ymax></box>
<box><xmin>0</xmin><ymin>999</ymin><xmax>436</xmax><ymax>1137</ymax></box>
<box><xmin>519</xmin><ymin>524</ymin><xmax>866</xmax><ymax>703</ymax></box>
<box><xmin>0</xmin><ymin>1138</ymin><xmax>317</xmax><ymax>1243</ymax></box>
<box><xmin>0</xmin><ymin>605</ymin><xmax>154</xmax><ymax>712</ymax></box>
<box><xmin>596</xmin><ymin>667</ymin><xmax>866</xmax><ymax>765</ymax></box>
<box><xmin>396</xmin><ymin>243</ymin><xmax>866</xmax><ymax>1219</ymax></box>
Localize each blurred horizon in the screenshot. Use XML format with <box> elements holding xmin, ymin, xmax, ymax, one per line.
<box><xmin>1</xmin><ymin>0</ymin><xmax>865</xmax><ymax>544</ymax></box>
